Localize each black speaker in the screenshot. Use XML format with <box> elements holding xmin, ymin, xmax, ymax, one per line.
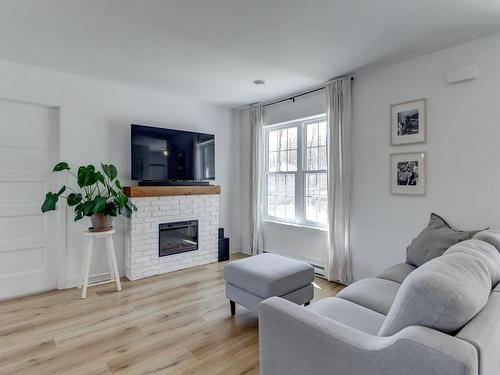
<box><xmin>218</xmin><ymin>228</ymin><xmax>224</xmax><ymax>239</ymax></box>
<box><xmin>218</xmin><ymin>237</ymin><xmax>230</xmax><ymax>262</ymax></box>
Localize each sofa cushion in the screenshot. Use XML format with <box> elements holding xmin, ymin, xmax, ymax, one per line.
<box><xmin>494</xmin><ymin>282</ymin><xmax>500</xmax><ymax>293</ymax></box>
<box><xmin>379</xmin><ymin>252</ymin><xmax>491</xmax><ymax>337</ymax></box>
<box><xmin>223</xmin><ymin>253</ymin><xmax>314</xmax><ymax>298</ymax></box>
<box><xmin>336</xmin><ymin>278</ymin><xmax>400</xmax><ymax>315</ymax></box>
<box><xmin>474</xmin><ymin>229</ymin><xmax>500</xmax><ymax>252</ymax></box>
<box><xmin>377</xmin><ymin>263</ymin><xmax>416</xmax><ymax>284</ymax></box>
<box><xmin>445</xmin><ymin>239</ymin><xmax>500</xmax><ymax>286</ymax></box>
<box><xmin>456</xmin><ymin>293</ymin><xmax>500</xmax><ymax>375</ymax></box>
<box><xmin>308</xmin><ymin>297</ymin><xmax>385</xmax><ymax>335</ymax></box>
<box><xmin>406</xmin><ymin>213</ymin><xmax>481</xmax><ymax>267</ymax></box>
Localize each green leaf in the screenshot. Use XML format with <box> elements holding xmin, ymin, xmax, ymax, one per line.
<box><xmin>96</xmin><ymin>171</ymin><xmax>105</xmax><ymax>185</ymax></box>
<box><xmin>74</xmin><ymin>210</ymin><xmax>84</xmax><ymax>222</ymax></box>
<box><xmin>41</xmin><ymin>192</ymin><xmax>59</xmax><ymax>213</ymax></box>
<box><xmin>67</xmin><ymin>193</ymin><xmax>82</xmax><ymax>206</ymax></box>
<box><xmin>77</xmin><ymin>166</ymin><xmax>87</xmax><ymax>187</ymax></box>
<box><xmin>77</xmin><ymin>165</ymin><xmax>98</xmax><ymax>187</ymax></box>
<box><xmin>57</xmin><ymin>185</ymin><xmax>66</xmax><ymax>196</ymax></box>
<box><xmin>115</xmin><ymin>193</ymin><xmax>127</xmax><ymax>209</ymax></box>
<box><xmin>105</xmin><ymin>202</ymin><xmax>118</xmax><ymax>217</ymax></box>
<box><xmin>101</xmin><ymin>163</ymin><xmax>117</xmax><ymax>181</ymax></box>
<box><xmin>82</xmin><ymin>200</ymin><xmax>95</xmax><ymax>216</ymax></box>
<box><xmin>101</xmin><ymin>163</ymin><xmax>110</xmax><ymax>178</ymax></box>
<box><xmin>108</xmin><ymin>165</ymin><xmax>118</xmax><ymax>180</ymax></box>
<box><xmin>123</xmin><ymin>201</ymin><xmax>137</xmax><ymax>217</ymax></box>
<box><xmin>92</xmin><ymin>196</ymin><xmax>107</xmax><ymax>214</ymax></box>
<box><xmin>115</xmin><ymin>180</ymin><xmax>122</xmax><ymax>190</ymax></box>
<box><xmin>53</xmin><ymin>162</ymin><xmax>70</xmax><ymax>172</ymax></box>
<box><xmin>74</xmin><ymin>202</ymin><xmax>84</xmax><ymax>221</ymax></box>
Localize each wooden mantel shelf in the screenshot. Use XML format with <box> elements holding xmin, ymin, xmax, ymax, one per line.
<box><xmin>124</xmin><ymin>185</ymin><xmax>221</xmax><ymax>198</ymax></box>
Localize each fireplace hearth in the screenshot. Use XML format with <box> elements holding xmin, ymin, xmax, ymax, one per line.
<box><xmin>159</xmin><ymin>220</ymin><xmax>199</xmax><ymax>257</ymax></box>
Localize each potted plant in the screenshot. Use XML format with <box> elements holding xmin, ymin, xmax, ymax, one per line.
<box><xmin>41</xmin><ymin>162</ymin><xmax>136</xmax><ymax>231</ymax></box>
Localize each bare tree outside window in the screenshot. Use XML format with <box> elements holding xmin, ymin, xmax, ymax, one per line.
<box><xmin>265</xmin><ymin>115</ymin><xmax>328</xmax><ymax>227</ymax></box>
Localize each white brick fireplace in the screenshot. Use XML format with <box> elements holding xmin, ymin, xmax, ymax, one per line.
<box><xmin>124</xmin><ymin>190</ymin><xmax>219</xmax><ymax>281</ymax></box>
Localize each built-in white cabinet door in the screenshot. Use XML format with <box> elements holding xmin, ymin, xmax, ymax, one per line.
<box><xmin>0</xmin><ymin>99</ymin><xmax>60</xmax><ymax>300</ymax></box>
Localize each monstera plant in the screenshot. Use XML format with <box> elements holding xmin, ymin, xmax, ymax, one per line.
<box><xmin>41</xmin><ymin>162</ymin><xmax>136</xmax><ymax>230</ymax></box>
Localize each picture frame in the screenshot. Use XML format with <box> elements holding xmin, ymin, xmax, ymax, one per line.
<box><xmin>390</xmin><ymin>152</ymin><xmax>426</xmax><ymax>195</ymax></box>
<box><xmin>390</xmin><ymin>98</ymin><xmax>427</xmax><ymax>145</ymax></box>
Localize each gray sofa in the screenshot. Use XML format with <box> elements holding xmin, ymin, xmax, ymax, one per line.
<box><xmin>259</xmin><ymin>230</ymin><xmax>500</xmax><ymax>375</ymax></box>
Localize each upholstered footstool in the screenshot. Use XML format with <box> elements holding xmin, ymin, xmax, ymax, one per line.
<box><xmin>224</xmin><ymin>253</ymin><xmax>314</xmax><ymax>315</ymax></box>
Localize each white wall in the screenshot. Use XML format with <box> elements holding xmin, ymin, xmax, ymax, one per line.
<box><xmin>0</xmin><ymin>58</ymin><xmax>236</xmax><ymax>287</ymax></box>
<box><xmin>351</xmin><ymin>33</ymin><xmax>500</xmax><ymax>280</ymax></box>
<box><xmin>237</xmin><ymin>32</ymin><xmax>500</xmax><ymax>280</ymax></box>
<box><xmin>261</xmin><ymin>223</ymin><xmax>328</xmax><ymax>267</ymax></box>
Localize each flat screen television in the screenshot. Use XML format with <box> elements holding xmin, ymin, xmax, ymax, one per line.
<box><xmin>131</xmin><ymin>124</ymin><xmax>215</xmax><ymax>182</ymax></box>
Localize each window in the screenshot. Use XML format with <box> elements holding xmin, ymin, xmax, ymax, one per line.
<box><xmin>264</xmin><ymin>115</ymin><xmax>328</xmax><ymax>227</ymax></box>
<box><xmin>198</xmin><ymin>140</ymin><xmax>215</xmax><ymax>179</ymax></box>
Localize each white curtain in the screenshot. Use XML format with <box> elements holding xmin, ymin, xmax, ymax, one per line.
<box><xmin>250</xmin><ymin>105</ymin><xmax>264</xmax><ymax>254</ymax></box>
<box><xmin>326</xmin><ymin>77</ymin><xmax>353</xmax><ymax>284</ymax></box>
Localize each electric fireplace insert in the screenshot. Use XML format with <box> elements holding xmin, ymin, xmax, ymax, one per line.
<box><xmin>159</xmin><ymin>220</ymin><xmax>198</xmax><ymax>257</ymax></box>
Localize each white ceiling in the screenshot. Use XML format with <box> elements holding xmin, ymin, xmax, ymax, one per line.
<box><xmin>0</xmin><ymin>0</ymin><xmax>499</xmax><ymax>107</ymax></box>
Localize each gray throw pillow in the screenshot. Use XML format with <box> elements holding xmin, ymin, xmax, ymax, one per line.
<box><xmin>406</xmin><ymin>213</ymin><xmax>481</xmax><ymax>267</ymax></box>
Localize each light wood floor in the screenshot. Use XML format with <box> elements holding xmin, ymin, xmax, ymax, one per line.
<box><xmin>0</xmin><ymin>253</ymin><xmax>343</xmax><ymax>375</ymax></box>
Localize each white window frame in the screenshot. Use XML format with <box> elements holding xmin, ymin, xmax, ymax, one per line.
<box><xmin>263</xmin><ymin>114</ymin><xmax>327</xmax><ymax>229</ymax></box>
<box><xmin>197</xmin><ymin>139</ymin><xmax>215</xmax><ymax>179</ymax></box>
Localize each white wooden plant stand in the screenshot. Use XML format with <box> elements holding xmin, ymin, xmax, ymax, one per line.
<box><xmin>79</xmin><ymin>229</ymin><xmax>122</xmax><ymax>299</ymax></box>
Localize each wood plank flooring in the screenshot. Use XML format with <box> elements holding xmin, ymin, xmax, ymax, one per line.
<box><xmin>0</xmin><ymin>253</ymin><xmax>343</xmax><ymax>375</ymax></box>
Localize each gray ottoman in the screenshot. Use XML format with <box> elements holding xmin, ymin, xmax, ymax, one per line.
<box><xmin>224</xmin><ymin>253</ymin><xmax>314</xmax><ymax>315</ymax></box>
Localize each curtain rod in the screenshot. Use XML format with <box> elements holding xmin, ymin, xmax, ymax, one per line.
<box><xmin>240</xmin><ymin>76</ymin><xmax>354</xmax><ymax>110</ymax></box>
<box><xmin>262</xmin><ymin>86</ymin><xmax>325</xmax><ymax>108</ymax></box>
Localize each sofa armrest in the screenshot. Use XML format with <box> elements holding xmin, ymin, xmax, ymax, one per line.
<box><xmin>258</xmin><ymin>297</ymin><xmax>478</xmax><ymax>375</ymax></box>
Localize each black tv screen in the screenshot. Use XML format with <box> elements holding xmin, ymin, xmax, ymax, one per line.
<box><xmin>131</xmin><ymin>124</ymin><xmax>215</xmax><ymax>181</ymax></box>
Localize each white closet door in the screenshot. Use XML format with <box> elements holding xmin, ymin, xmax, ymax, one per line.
<box><xmin>0</xmin><ymin>99</ymin><xmax>60</xmax><ymax>300</ymax></box>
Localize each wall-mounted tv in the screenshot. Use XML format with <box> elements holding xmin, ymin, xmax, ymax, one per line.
<box><xmin>131</xmin><ymin>124</ymin><xmax>215</xmax><ymax>182</ymax></box>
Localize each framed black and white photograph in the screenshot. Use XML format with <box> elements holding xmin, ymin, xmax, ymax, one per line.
<box><xmin>390</xmin><ymin>98</ymin><xmax>427</xmax><ymax>145</ymax></box>
<box><xmin>390</xmin><ymin>152</ymin><xmax>426</xmax><ymax>195</ymax></box>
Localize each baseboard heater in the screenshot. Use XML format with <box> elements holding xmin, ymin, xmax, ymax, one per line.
<box><xmin>311</xmin><ymin>263</ymin><xmax>326</xmax><ymax>278</ymax></box>
<box><xmin>263</xmin><ymin>250</ymin><xmax>325</xmax><ymax>277</ymax></box>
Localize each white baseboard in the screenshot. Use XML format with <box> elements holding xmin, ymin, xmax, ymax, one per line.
<box><xmin>233</xmin><ymin>249</ymin><xmax>251</xmax><ymax>255</ymax></box>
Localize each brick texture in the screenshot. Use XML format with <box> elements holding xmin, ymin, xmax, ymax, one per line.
<box><xmin>124</xmin><ymin>195</ymin><xmax>219</xmax><ymax>280</ymax></box>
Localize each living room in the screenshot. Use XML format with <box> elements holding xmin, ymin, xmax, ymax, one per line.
<box><xmin>0</xmin><ymin>1</ymin><xmax>500</xmax><ymax>374</ymax></box>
